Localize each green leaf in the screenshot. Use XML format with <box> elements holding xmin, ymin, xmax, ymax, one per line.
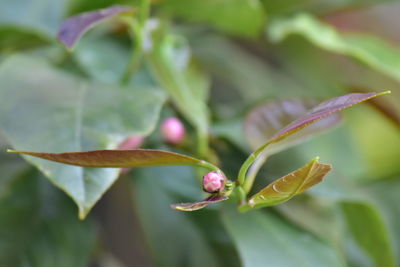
<box><xmin>0</xmin><ymin>169</ymin><xmax>96</xmax><ymax>267</ymax></box>
<box><xmin>147</xmin><ymin>28</ymin><xmax>210</xmax><ymax>154</ymax></box>
<box><xmin>244</xmin><ymin>98</ymin><xmax>341</xmax><ymax>154</ymax></box>
<box><xmin>268</xmin><ymin>13</ymin><xmax>400</xmax><ymax>83</ymax></box>
<box><xmin>243</xmin><ymin>157</ymin><xmax>332</xmax><ymax>210</ymax></box>
<box><xmin>341</xmin><ymin>201</ymin><xmax>395</xmax><ymax>267</ymax></box>
<box><xmin>57</xmin><ymin>5</ymin><xmax>134</xmax><ymax>49</ymax></box>
<box><xmin>0</xmin><ymin>55</ymin><xmax>165</xmax><ymax>218</ymax></box>
<box><xmin>0</xmin><ymin>0</ymin><xmax>66</xmax><ymax>50</ymax></box>
<box><xmin>161</xmin><ymin>0</ymin><xmax>266</xmax><ymax>37</ymax></box>
<box><xmin>222</xmin><ymin>208</ymin><xmax>346</xmax><ymax>267</ymax></box>
<box><xmin>8</xmin><ymin>149</ymin><xmax>208</xmax><ymax>168</ymax></box>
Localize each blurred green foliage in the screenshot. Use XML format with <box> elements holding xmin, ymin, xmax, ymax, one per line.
<box><xmin>0</xmin><ymin>0</ymin><xmax>399</xmax><ymax>266</ymax></box>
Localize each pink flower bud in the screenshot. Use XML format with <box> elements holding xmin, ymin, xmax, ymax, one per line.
<box><xmin>161</xmin><ymin>117</ymin><xmax>185</xmax><ymax>145</ymax></box>
<box><xmin>117</xmin><ymin>135</ymin><xmax>144</xmax><ymax>175</ymax></box>
<box><xmin>202</xmin><ymin>171</ymin><xmax>225</xmax><ymax>193</ymax></box>
<box><xmin>118</xmin><ymin>135</ymin><xmax>145</xmax><ymax>150</ymax></box>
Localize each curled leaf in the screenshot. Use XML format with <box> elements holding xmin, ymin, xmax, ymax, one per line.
<box><xmin>171</xmin><ymin>195</ymin><xmax>228</xmax><ymax>211</ymax></box>
<box><xmin>7</xmin><ymin>149</ymin><xmax>208</xmax><ymax>168</ymax></box>
<box><xmin>57</xmin><ymin>5</ymin><xmax>134</xmax><ymax>49</ymax></box>
<box><xmin>242</xmin><ymin>157</ymin><xmax>332</xmax><ymax>211</ymax></box>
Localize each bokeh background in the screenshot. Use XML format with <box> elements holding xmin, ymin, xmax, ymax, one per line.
<box><xmin>0</xmin><ymin>0</ymin><xmax>399</xmax><ymax>266</ymax></box>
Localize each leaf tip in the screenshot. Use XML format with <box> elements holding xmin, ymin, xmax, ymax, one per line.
<box><xmin>6</xmin><ymin>149</ymin><xmax>17</xmax><ymax>153</ymax></box>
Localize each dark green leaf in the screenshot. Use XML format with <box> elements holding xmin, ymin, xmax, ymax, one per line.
<box><xmin>222</xmin><ymin>208</ymin><xmax>345</xmax><ymax>267</ymax></box>
<box><xmin>57</xmin><ymin>5</ymin><xmax>134</xmax><ymax>49</ymax></box>
<box><xmin>268</xmin><ymin>13</ymin><xmax>400</xmax><ymax>83</ymax></box>
<box><xmin>161</xmin><ymin>0</ymin><xmax>266</xmax><ymax>37</ymax></box>
<box><xmin>0</xmin><ymin>170</ymin><xmax>96</xmax><ymax>267</ymax></box>
<box><xmin>0</xmin><ymin>55</ymin><xmax>165</xmax><ymax>218</ymax></box>
<box><xmin>131</xmin><ymin>166</ymin><xmax>221</xmax><ymax>267</ymax></box>
<box><xmin>243</xmin><ymin>157</ymin><xmax>331</xmax><ymax>210</ymax></box>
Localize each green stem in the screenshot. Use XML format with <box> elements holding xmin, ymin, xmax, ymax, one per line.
<box><xmin>120</xmin><ymin>17</ymin><xmax>143</xmax><ymax>85</ymax></box>
<box><xmin>242</xmin><ymin>154</ymin><xmax>268</xmax><ymax>194</ymax></box>
<box><xmin>237</xmin><ymin>152</ymin><xmax>256</xmax><ymax>186</ymax></box>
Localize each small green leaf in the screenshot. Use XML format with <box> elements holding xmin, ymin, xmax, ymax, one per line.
<box><xmin>268</xmin><ymin>13</ymin><xmax>400</xmax><ymax>83</ymax></box>
<box><xmin>243</xmin><ymin>157</ymin><xmax>332</xmax><ymax>210</ymax></box>
<box><xmin>171</xmin><ymin>195</ymin><xmax>228</xmax><ymax>211</ymax></box>
<box><xmin>8</xmin><ymin>149</ymin><xmax>208</xmax><ymax>168</ymax></box>
<box><xmin>57</xmin><ymin>5</ymin><xmax>134</xmax><ymax>49</ymax></box>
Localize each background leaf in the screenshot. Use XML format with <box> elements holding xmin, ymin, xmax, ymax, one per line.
<box><xmin>0</xmin><ymin>55</ymin><xmax>165</xmax><ymax>218</ymax></box>
<box><xmin>57</xmin><ymin>5</ymin><xmax>133</xmax><ymax>49</ymax></box>
<box><xmin>268</xmin><ymin>13</ymin><xmax>400</xmax><ymax>83</ymax></box>
<box><xmin>222</xmin><ymin>208</ymin><xmax>345</xmax><ymax>267</ymax></box>
<box><xmin>161</xmin><ymin>0</ymin><xmax>266</xmax><ymax>37</ymax></box>
<box><xmin>0</xmin><ymin>168</ymin><xmax>96</xmax><ymax>267</ymax></box>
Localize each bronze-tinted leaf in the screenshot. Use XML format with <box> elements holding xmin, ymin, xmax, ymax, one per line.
<box><xmin>57</xmin><ymin>5</ymin><xmax>134</xmax><ymax>49</ymax></box>
<box><xmin>244</xmin><ymin>98</ymin><xmax>341</xmax><ymax>154</ymax></box>
<box><xmin>244</xmin><ymin>157</ymin><xmax>332</xmax><ymax>210</ymax></box>
<box><xmin>8</xmin><ymin>149</ymin><xmax>205</xmax><ymax>168</ymax></box>
<box><xmin>171</xmin><ymin>195</ymin><xmax>228</xmax><ymax>211</ymax></box>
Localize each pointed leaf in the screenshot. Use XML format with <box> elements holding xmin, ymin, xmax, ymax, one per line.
<box><xmin>245</xmin><ymin>157</ymin><xmax>332</xmax><ymax>210</ymax></box>
<box><xmin>268</xmin><ymin>14</ymin><xmax>400</xmax><ymax>83</ymax></box>
<box><xmin>57</xmin><ymin>5</ymin><xmax>134</xmax><ymax>49</ymax></box>
<box><xmin>0</xmin><ymin>55</ymin><xmax>165</xmax><ymax>218</ymax></box>
<box><xmin>8</xmin><ymin>149</ymin><xmax>205</xmax><ymax>168</ymax></box>
<box><xmin>244</xmin><ymin>98</ymin><xmax>341</xmax><ymax>154</ymax></box>
<box><xmin>171</xmin><ymin>195</ymin><xmax>228</xmax><ymax>211</ymax></box>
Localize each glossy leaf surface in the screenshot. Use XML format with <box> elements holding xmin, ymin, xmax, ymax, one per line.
<box><xmin>245</xmin><ymin>158</ymin><xmax>332</xmax><ymax>209</ymax></box>
<box><xmin>57</xmin><ymin>5</ymin><xmax>133</xmax><ymax>49</ymax></box>
<box><xmin>244</xmin><ymin>98</ymin><xmax>341</xmax><ymax>153</ymax></box>
<box><xmin>171</xmin><ymin>195</ymin><xmax>228</xmax><ymax>211</ymax></box>
<box><xmin>0</xmin><ymin>55</ymin><xmax>165</xmax><ymax>218</ymax></box>
<box><xmin>268</xmin><ymin>13</ymin><xmax>400</xmax><ymax>83</ymax></box>
<box><xmin>8</xmin><ymin>149</ymin><xmax>204</xmax><ymax>168</ymax></box>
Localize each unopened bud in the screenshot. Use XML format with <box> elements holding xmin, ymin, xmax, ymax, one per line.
<box><xmin>161</xmin><ymin>117</ymin><xmax>185</xmax><ymax>145</ymax></box>
<box><xmin>202</xmin><ymin>171</ymin><xmax>225</xmax><ymax>193</ymax></box>
<box><xmin>118</xmin><ymin>135</ymin><xmax>145</xmax><ymax>150</ymax></box>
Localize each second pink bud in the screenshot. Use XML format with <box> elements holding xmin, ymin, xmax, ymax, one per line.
<box><xmin>161</xmin><ymin>117</ymin><xmax>186</xmax><ymax>145</ymax></box>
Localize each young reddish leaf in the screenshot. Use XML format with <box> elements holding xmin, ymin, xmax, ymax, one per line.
<box><xmin>265</xmin><ymin>92</ymin><xmax>389</xmax><ymax>148</ymax></box>
<box><xmin>171</xmin><ymin>195</ymin><xmax>228</xmax><ymax>211</ymax></box>
<box><xmin>57</xmin><ymin>5</ymin><xmax>134</xmax><ymax>49</ymax></box>
<box><xmin>7</xmin><ymin>149</ymin><xmax>208</xmax><ymax>168</ymax></box>
<box><xmin>242</xmin><ymin>157</ymin><xmax>332</xmax><ymax>211</ymax></box>
<box><xmin>244</xmin><ymin>98</ymin><xmax>341</xmax><ymax>154</ymax></box>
